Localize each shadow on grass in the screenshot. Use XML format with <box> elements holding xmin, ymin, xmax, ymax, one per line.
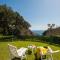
<box><xmin>12</xmin><ymin>57</ymin><xmax>21</xmax><ymax>60</ymax></box>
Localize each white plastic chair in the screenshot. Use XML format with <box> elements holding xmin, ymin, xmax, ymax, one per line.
<box><xmin>47</xmin><ymin>46</ymin><xmax>60</xmax><ymax>60</ymax></box>
<box><xmin>8</xmin><ymin>44</ymin><xmax>28</xmax><ymax>60</ymax></box>
<box><xmin>35</xmin><ymin>46</ymin><xmax>60</xmax><ymax>60</ymax></box>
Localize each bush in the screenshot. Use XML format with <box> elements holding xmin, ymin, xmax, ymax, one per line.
<box><xmin>0</xmin><ymin>35</ymin><xmax>15</xmax><ymax>41</ymax></box>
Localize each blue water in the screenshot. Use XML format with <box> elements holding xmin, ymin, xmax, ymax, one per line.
<box><xmin>32</xmin><ymin>30</ymin><xmax>45</xmax><ymax>36</ymax></box>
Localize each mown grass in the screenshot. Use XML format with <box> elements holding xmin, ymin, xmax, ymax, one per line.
<box><xmin>0</xmin><ymin>40</ymin><xmax>60</xmax><ymax>60</ymax></box>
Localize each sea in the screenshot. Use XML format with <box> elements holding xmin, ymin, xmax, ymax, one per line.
<box><xmin>32</xmin><ymin>30</ymin><xmax>45</xmax><ymax>36</ymax></box>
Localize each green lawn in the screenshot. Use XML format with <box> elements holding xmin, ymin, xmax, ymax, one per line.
<box><xmin>0</xmin><ymin>41</ymin><xmax>60</xmax><ymax>60</ymax></box>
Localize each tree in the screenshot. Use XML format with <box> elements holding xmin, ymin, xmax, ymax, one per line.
<box><xmin>47</xmin><ymin>24</ymin><xmax>55</xmax><ymax>36</ymax></box>
<box><xmin>48</xmin><ymin>24</ymin><xmax>55</xmax><ymax>30</ymax></box>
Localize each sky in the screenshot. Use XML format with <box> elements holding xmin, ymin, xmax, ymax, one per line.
<box><xmin>0</xmin><ymin>0</ymin><xmax>60</xmax><ymax>30</ymax></box>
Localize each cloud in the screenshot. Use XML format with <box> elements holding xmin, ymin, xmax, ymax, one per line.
<box><xmin>30</xmin><ymin>24</ymin><xmax>48</xmax><ymax>30</ymax></box>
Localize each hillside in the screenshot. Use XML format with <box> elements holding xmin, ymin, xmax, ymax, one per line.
<box><xmin>0</xmin><ymin>5</ymin><xmax>33</xmax><ymax>36</ymax></box>
<box><xmin>43</xmin><ymin>27</ymin><xmax>60</xmax><ymax>36</ymax></box>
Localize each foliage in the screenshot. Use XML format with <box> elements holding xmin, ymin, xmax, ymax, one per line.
<box><xmin>0</xmin><ymin>34</ymin><xmax>60</xmax><ymax>45</ymax></box>
<box><xmin>0</xmin><ymin>35</ymin><xmax>15</xmax><ymax>41</ymax></box>
<box><xmin>20</xmin><ymin>36</ymin><xmax>60</xmax><ymax>45</ymax></box>
<box><xmin>0</xmin><ymin>4</ymin><xmax>31</xmax><ymax>36</ymax></box>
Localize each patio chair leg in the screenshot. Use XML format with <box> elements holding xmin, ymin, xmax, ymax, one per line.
<box><xmin>41</xmin><ymin>55</ymin><xmax>43</xmax><ymax>60</ymax></box>
<box><xmin>50</xmin><ymin>54</ymin><xmax>53</xmax><ymax>60</ymax></box>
